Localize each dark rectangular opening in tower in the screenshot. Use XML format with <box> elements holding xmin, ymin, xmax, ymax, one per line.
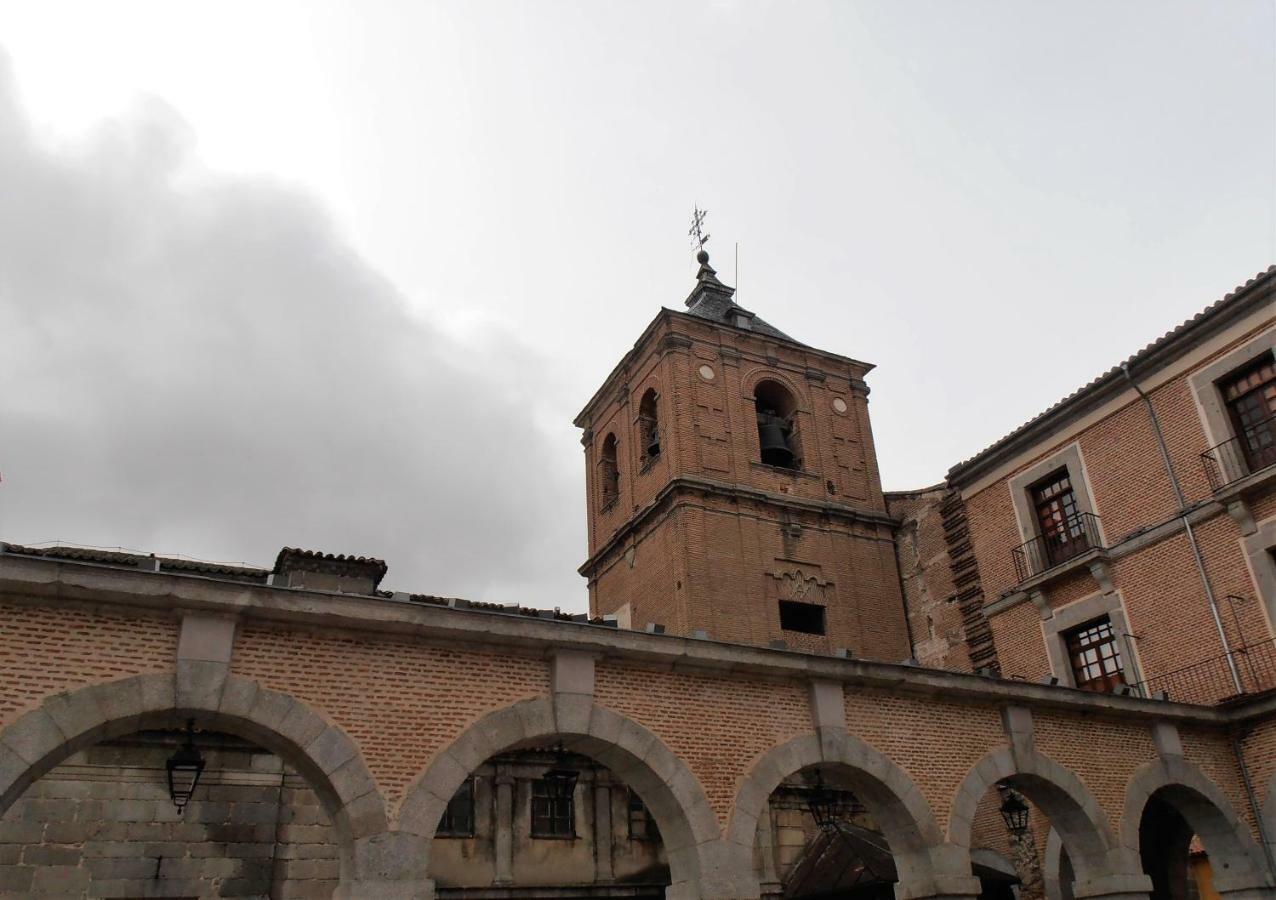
<box><xmin>778</xmin><ymin>600</ymin><xmax>826</xmax><ymax>635</ymax></box>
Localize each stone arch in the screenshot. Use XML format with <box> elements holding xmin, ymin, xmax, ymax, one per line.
<box><xmin>0</xmin><ymin>672</ymin><xmax>388</xmax><ymax>883</ymax></box>
<box><xmin>726</xmin><ymin>729</ymin><xmax>978</xmax><ymax>900</ymax></box>
<box><xmin>1122</xmin><ymin>756</ymin><xmax>1272</xmax><ymax>894</ymax></box>
<box><xmin>1042</xmin><ymin>827</ymin><xmax>1070</xmax><ymax>900</ymax></box>
<box><xmin>948</xmin><ymin>747</ymin><xmax>1127</xmax><ymax>891</ymax></box>
<box><xmin>740</xmin><ymin>366</ymin><xmax>807</xmax><ymax>409</ymax></box>
<box><xmin>396</xmin><ymin>696</ymin><xmax>727</xmax><ymax>899</ymax></box>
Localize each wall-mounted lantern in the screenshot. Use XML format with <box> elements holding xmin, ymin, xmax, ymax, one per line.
<box><xmin>806</xmin><ymin>769</ymin><xmax>850</xmax><ymax>831</ymax></box>
<box><xmin>166</xmin><ymin>719</ymin><xmax>205</xmax><ymax>814</ymax></box>
<box><xmin>541</xmin><ymin>743</ymin><xmax>579</xmax><ymax>801</ymax></box>
<box><xmin>999</xmin><ymin>790</ymin><xmax>1030</xmax><ymax>837</ymax></box>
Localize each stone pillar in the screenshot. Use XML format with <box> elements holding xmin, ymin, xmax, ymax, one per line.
<box><xmin>593</xmin><ymin>774</ymin><xmax>614</xmax><ymax>882</ymax></box>
<box><xmin>757</xmin><ymin>801</ymin><xmax>780</xmax><ymax>891</ymax></box>
<box><xmin>494</xmin><ymin>769</ymin><xmax>514</xmax><ymax>885</ymax></box>
<box><xmin>336</xmin><ymin>832</ymin><xmax>433</xmax><ymax>900</ymax></box>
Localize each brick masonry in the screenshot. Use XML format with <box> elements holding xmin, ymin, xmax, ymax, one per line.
<box><xmin>0</xmin><ymin>265</ymin><xmax>1273</xmax><ymax>900</ymax></box>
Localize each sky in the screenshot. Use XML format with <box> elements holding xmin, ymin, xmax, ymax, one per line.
<box><xmin>0</xmin><ymin>1</ymin><xmax>1272</xmax><ymax>610</ymax></box>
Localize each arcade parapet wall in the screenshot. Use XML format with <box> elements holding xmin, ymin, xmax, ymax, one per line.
<box><xmin>0</xmin><ymin>548</ymin><xmax>1273</xmax><ymax>899</ymax></box>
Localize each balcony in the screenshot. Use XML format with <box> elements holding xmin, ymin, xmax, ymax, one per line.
<box><xmin>1133</xmin><ymin>640</ymin><xmax>1276</xmax><ymax>706</ymax></box>
<box><xmin>1010</xmin><ymin>512</ymin><xmax>1105</xmax><ymax>584</ymax></box>
<box><xmin>1201</xmin><ymin>414</ymin><xmax>1276</xmax><ymax>493</ymax></box>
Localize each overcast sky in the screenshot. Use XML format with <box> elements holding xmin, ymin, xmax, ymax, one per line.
<box><xmin>0</xmin><ymin>1</ymin><xmax>1272</xmax><ymax>610</ymax></box>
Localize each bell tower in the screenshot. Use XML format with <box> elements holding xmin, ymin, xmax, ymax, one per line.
<box><xmin>574</xmin><ymin>249</ymin><xmax>910</xmax><ymax>661</ymax></box>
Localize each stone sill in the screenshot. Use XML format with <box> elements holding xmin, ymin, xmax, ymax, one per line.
<box><xmin>749</xmin><ymin>461</ymin><xmax>821</xmax><ymax>481</ymax></box>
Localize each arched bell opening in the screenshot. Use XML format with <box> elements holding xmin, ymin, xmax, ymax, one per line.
<box><xmin>0</xmin><ymin>724</ymin><xmax>341</xmax><ymax>897</ymax></box>
<box><xmin>599</xmin><ymin>432</ymin><xmax>620</xmax><ymax>508</ymax></box>
<box><xmin>638</xmin><ymin>388</ymin><xmax>661</xmax><ymax>468</ymax></box>
<box><xmin>754</xmin><ymin>380</ymin><xmax>802</xmax><ymax>470</ymax></box>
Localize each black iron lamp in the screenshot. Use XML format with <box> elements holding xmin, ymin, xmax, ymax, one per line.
<box><xmin>541</xmin><ymin>743</ymin><xmax>579</xmax><ymax>801</ymax></box>
<box><xmin>166</xmin><ymin>719</ymin><xmax>205</xmax><ymax>814</ymax></box>
<box><xmin>806</xmin><ymin>769</ymin><xmax>850</xmax><ymax>831</ymax></box>
<box><xmin>999</xmin><ymin>790</ymin><xmax>1030</xmax><ymax>837</ymax></box>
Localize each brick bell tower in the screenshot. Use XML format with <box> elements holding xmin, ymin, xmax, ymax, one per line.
<box><xmin>574</xmin><ymin>248</ymin><xmax>911</xmax><ymax>661</ymax></box>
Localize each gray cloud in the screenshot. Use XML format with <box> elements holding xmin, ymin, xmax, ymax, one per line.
<box><xmin>0</xmin><ymin>57</ymin><xmax>587</xmax><ymax>608</ymax></box>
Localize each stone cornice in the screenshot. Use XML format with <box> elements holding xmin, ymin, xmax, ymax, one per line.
<box><xmin>0</xmin><ymin>550</ymin><xmax>1251</xmax><ymax>728</ymax></box>
<box><xmin>578</xmin><ymin>475</ymin><xmax>898</xmax><ymax>577</ymax></box>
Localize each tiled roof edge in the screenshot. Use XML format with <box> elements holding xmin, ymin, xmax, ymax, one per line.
<box><xmin>946</xmin><ymin>265</ymin><xmax>1276</xmax><ymax>487</ymax></box>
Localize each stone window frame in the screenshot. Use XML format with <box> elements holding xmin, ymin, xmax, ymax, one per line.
<box><xmin>1189</xmin><ymin>326</ymin><xmax>1276</xmax><ymax>450</ymax></box>
<box><xmin>1040</xmin><ymin>589</ymin><xmax>1142</xmax><ymax>690</ymax></box>
<box><xmin>1007</xmin><ymin>442</ymin><xmax>1107</xmax><ymax>550</ymax></box>
<box><xmin>1241</xmin><ymin>515</ymin><xmax>1276</xmax><ymax>640</ymax></box>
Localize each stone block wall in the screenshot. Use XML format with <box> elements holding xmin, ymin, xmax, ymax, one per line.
<box><xmin>0</xmin><ymin>731</ymin><xmax>337</xmax><ymax>899</ymax></box>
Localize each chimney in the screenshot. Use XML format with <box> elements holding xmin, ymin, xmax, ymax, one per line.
<box><xmin>272</xmin><ymin>547</ymin><xmax>387</xmax><ymax>595</ymax></box>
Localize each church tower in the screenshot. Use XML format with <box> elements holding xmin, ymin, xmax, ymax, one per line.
<box><xmin>574</xmin><ymin>249</ymin><xmax>911</xmax><ymax>661</ymax></box>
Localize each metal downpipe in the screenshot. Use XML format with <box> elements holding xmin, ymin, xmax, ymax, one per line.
<box><xmin>1119</xmin><ymin>363</ymin><xmax>1242</xmax><ymax>694</ymax></box>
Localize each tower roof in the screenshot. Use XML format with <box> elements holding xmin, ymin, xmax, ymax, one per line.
<box><xmin>683</xmin><ymin>250</ymin><xmax>795</xmax><ymax>342</ymax></box>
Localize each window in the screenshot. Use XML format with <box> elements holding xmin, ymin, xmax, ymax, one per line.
<box><xmin>754</xmin><ymin>380</ymin><xmax>801</xmax><ymax>470</ymax></box>
<box><xmin>1064</xmin><ymin>617</ymin><xmax>1124</xmax><ymax>693</ymax></box>
<box><xmin>531</xmin><ymin>778</ymin><xmax>575</xmax><ymax>838</ymax></box>
<box><xmin>628</xmin><ymin>789</ymin><xmax>658</xmax><ymax>840</ymax></box>
<box><xmin>639</xmin><ymin>389</ymin><xmax>660</xmax><ymax>467</ymax></box>
<box><xmin>1030</xmin><ymin>469</ymin><xmax>1090</xmax><ymax>568</ymax></box>
<box><xmin>599</xmin><ymin>433</ymin><xmax>619</xmax><ymax>509</ymax></box>
<box><xmin>437</xmin><ymin>779</ymin><xmax>474</xmax><ymax>837</ymax></box>
<box><xmin>779</xmin><ymin>600</ymin><xmax>826</xmax><ymax>635</ymax></box>
<box><xmin>1220</xmin><ymin>353</ymin><xmax>1276</xmax><ymax>473</ymax></box>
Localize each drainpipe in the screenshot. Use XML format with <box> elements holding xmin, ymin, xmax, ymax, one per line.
<box><xmin>1231</xmin><ymin>729</ymin><xmax>1276</xmax><ymax>884</ymax></box>
<box><xmin>1119</xmin><ymin>364</ymin><xmax>1242</xmax><ymax>694</ymax></box>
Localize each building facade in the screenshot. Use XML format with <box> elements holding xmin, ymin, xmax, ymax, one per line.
<box><xmin>0</xmin><ymin>257</ymin><xmax>1273</xmax><ymax>900</ymax></box>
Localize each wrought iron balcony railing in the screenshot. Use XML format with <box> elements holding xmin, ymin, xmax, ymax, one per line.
<box><xmin>1010</xmin><ymin>512</ymin><xmax>1103</xmax><ymax>583</ymax></box>
<box><xmin>1133</xmin><ymin>640</ymin><xmax>1276</xmax><ymax>706</ymax></box>
<box><xmin>1201</xmin><ymin>414</ymin><xmax>1276</xmax><ymax>491</ymax></box>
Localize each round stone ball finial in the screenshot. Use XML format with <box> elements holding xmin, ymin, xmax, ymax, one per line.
<box><xmin>696</xmin><ymin>249</ymin><xmax>710</xmax><ymax>265</ymax></box>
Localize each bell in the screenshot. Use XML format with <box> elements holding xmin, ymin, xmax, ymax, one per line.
<box><xmin>758</xmin><ymin>413</ymin><xmax>794</xmax><ymax>467</ymax></box>
<box><xmin>645</xmin><ymin>427</ymin><xmax>661</xmax><ymax>458</ymax></box>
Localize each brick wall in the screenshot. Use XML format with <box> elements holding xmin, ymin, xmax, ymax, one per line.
<box><xmin>953</xmin><ymin>314</ymin><xmax>1276</xmax><ymax>694</ymax></box>
<box><xmin>0</xmin><ymin>602</ymin><xmax>178</xmax><ymax>725</ymax></box>
<box><xmin>230</xmin><ymin>625</ymin><xmax>550</xmax><ymax>803</ymax></box>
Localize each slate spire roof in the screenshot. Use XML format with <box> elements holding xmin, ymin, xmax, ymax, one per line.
<box><xmin>683</xmin><ymin>249</ymin><xmax>795</xmax><ymax>342</ymax></box>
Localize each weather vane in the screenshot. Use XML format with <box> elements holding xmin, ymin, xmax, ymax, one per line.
<box><xmin>688</xmin><ymin>206</ymin><xmax>710</xmax><ymax>252</ymax></box>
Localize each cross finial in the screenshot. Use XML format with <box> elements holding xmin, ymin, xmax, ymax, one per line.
<box><xmin>688</xmin><ymin>206</ymin><xmax>710</xmax><ymax>257</ymax></box>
